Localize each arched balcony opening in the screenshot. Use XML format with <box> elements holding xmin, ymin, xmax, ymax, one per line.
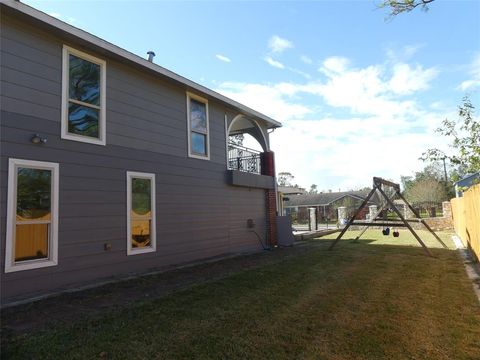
<box><xmin>227</xmin><ymin>115</ymin><xmax>269</xmax><ymax>175</ymax></box>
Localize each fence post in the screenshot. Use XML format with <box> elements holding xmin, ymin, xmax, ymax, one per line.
<box><xmin>442</xmin><ymin>201</ymin><xmax>452</xmax><ymax>220</ymax></box>
<box><xmin>337</xmin><ymin>206</ymin><xmax>347</xmax><ymax>228</ymax></box>
<box><xmin>368</xmin><ymin>205</ymin><xmax>377</xmax><ymax>221</ymax></box>
<box><xmin>308</xmin><ymin>208</ymin><xmax>317</xmax><ymax>231</ymax></box>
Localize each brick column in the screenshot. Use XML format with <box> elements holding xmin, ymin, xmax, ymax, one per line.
<box><xmin>337</xmin><ymin>206</ymin><xmax>347</xmax><ymax>227</ymax></box>
<box><xmin>368</xmin><ymin>205</ymin><xmax>377</xmax><ymax>221</ymax></box>
<box><xmin>261</xmin><ymin>151</ymin><xmax>277</xmax><ymax>247</ymax></box>
<box><xmin>442</xmin><ymin>201</ymin><xmax>452</xmax><ymax>220</ymax></box>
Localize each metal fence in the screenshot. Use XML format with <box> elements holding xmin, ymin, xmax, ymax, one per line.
<box><xmin>409</xmin><ymin>201</ymin><xmax>444</xmax><ymax>218</ymax></box>
<box><xmin>227</xmin><ymin>144</ymin><xmax>261</xmax><ymax>174</ymax></box>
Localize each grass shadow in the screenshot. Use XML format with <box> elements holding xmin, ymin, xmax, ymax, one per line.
<box><xmin>2</xmin><ymin>230</ymin><xmax>479</xmax><ymax>360</ymax></box>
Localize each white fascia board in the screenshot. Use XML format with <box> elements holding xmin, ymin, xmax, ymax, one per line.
<box><xmin>2</xmin><ymin>0</ymin><xmax>281</xmax><ymax>129</ymax></box>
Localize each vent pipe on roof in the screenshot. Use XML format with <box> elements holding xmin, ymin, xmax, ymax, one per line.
<box><xmin>147</xmin><ymin>51</ymin><xmax>155</xmax><ymax>63</ymax></box>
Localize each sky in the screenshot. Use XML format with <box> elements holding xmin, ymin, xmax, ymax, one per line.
<box><xmin>23</xmin><ymin>0</ymin><xmax>480</xmax><ymax>191</ymax></box>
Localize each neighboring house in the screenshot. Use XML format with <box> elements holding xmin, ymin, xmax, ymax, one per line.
<box><xmin>277</xmin><ymin>186</ymin><xmax>307</xmax><ymax>196</ymax></box>
<box><xmin>284</xmin><ymin>190</ymin><xmax>379</xmax><ymax>222</ymax></box>
<box><xmin>0</xmin><ymin>1</ymin><xmax>281</xmax><ymax>304</ymax></box>
<box><xmin>454</xmin><ymin>172</ymin><xmax>480</xmax><ymax>197</ymax></box>
<box><xmin>277</xmin><ymin>186</ymin><xmax>306</xmax><ymax>216</ymax></box>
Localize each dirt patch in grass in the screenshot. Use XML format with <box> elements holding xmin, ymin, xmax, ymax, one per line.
<box><xmin>2</xmin><ymin>230</ymin><xmax>480</xmax><ymax>360</ymax></box>
<box><xmin>1</xmin><ymin>242</ymin><xmax>314</xmax><ymax>337</ymax></box>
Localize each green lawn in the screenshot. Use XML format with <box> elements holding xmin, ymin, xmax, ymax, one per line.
<box><xmin>3</xmin><ymin>230</ymin><xmax>480</xmax><ymax>359</ymax></box>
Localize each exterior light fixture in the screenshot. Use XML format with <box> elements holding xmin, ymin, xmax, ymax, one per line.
<box><xmin>31</xmin><ymin>134</ymin><xmax>47</xmax><ymax>144</ymax></box>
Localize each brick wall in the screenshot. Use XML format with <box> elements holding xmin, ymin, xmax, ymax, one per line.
<box><xmin>411</xmin><ymin>202</ymin><xmax>453</xmax><ymax>231</ymax></box>
<box><xmin>266</xmin><ymin>189</ymin><xmax>278</xmax><ymax>246</ymax></box>
<box><xmin>351</xmin><ymin>201</ymin><xmax>453</xmax><ymax>232</ymax></box>
<box><xmin>261</xmin><ymin>151</ymin><xmax>278</xmax><ymax>246</ymax></box>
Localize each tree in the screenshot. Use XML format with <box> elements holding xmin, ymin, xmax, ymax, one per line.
<box><xmin>401</xmin><ymin>163</ymin><xmax>444</xmax><ymax>190</ymax></box>
<box><xmin>277</xmin><ymin>172</ymin><xmax>295</xmax><ymax>187</ymax></box>
<box><xmin>378</xmin><ymin>0</ymin><xmax>435</xmax><ymax>17</ymax></box>
<box><xmin>421</xmin><ymin>96</ymin><xmax>480</xmax><ymax>181</ymax></box>
<box><xmin>309</xmin><ymin>184</ymin><xmax>318</xmax><ymax>194</ymax></box>
<box><xmin>401</xmin><ymin>164</ymin><xmax>450</xmax><ymax>204</ymax></box>
<box><xmin>405</xmin><ymin>178</ymin><xmax>447</xmax><ymax>205</ymax></box>
<box><xmin>228</xmin><ymin>134</ymin><xmax>244</xmax><ymax>146</ymax></box>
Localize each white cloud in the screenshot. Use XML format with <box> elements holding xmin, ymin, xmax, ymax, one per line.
<box><xmin>320</xmin><ymin>56</ymin><xmax>350</xmax><ymax>75</ymax></box>
<box><xmin>386</xmin><ymin>44</ymin><xmax>424</xmax><ymax>62</ymax></box>
<box><xmin>300</xmin><ymin>55</ymin><xmax>313</xmax><ymax>64</ymax></box>
<box><xmin>268</xmin><ymin>35</ymin><xmax>293</xmax><ymax>53</ymax></box>
<box><xmin>287</xmin><ymin>66</ymin><xmax>311</xmax><ymax>79</ymax></box>
<box><xmin>216</xmin><ymin>82</ymin><xmax>311</xmax><ymax>122</ymax></box>
<box><xmin>311</xmin><ymin>65</ymin><xmax>407</xmax><ymax>116</ymax></box>
<box><xmin>270</xmin><ymin>115</ymin><xmax>451</xmax><ymax>191</ymax></box>
<box><xmin>215</xmin><ymin>54</ymin><xmax>231</xmax><ymax>63</ymax></box>
<box><xmin>389</xmin><ymin>63</ymin><xmax>438</xmax><ymax>95</ymax></box>
<box><xmin>311</xmin><ymin>56</ymin><xmax>437</xmax><ymax>116</ymax></box>
<box><xmin>459</xmin><ymin>54</ymin><xmax>480</xmax><ymax>91</ymax></box>
<box><xmin>264</xmin><ymin>56</ymin><xmax>285</xmax><ymax>69</ymax></box>
<box><xmin>48</xmin><ymin>11</ymin><xmax>77</xmax><ymax>25</ymax></box>
<box><xmin>217</xmin><ymin>56</ymin><xmax>447</xmax><ymax>190</ymax></box>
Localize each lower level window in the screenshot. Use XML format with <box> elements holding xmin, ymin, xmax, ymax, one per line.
<box><xmin>126</xmin><ymin>171</ymin><xmax>156</xmax><ymax>255</ymax></box>
<box><xmin>5</xmin><ymin>159</ymin><xmax>59</xmax><ymax>273</ymax></box>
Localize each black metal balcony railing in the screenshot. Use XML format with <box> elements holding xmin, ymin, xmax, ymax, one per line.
<box><xmin>228</xmin><ymin>143</ymin><xmax>261</xmax><ymax>175</ymax></box>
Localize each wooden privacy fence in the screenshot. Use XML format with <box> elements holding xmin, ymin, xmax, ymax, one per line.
<box><xmin>451</xmin><ymin>184</ymin><xmax>480</xmax><ymax>261</ymax></box>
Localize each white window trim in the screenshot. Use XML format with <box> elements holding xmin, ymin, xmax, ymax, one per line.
<box><xmin>126</xmin><ymin>171</ymin><xmax>156</xmax><ymax>255</ymax></box>
<box><xmin>5</xmin><ymin>159</ymin><xmax>59</xmax><ymax>273</ymax></box>
<box><xmin>61</xmin><ymin>45</ymin><xmax>107</xmax><ymax>146</ymax></box>
<box><xmin>224</xmin><ymin>113</ymin><xmax>228</xmax><ymax>169</ymax></box>
<box><xmin>186</xmin><ymin>92</ymin><xmax>210</xmax><ymax>160</ymax></box>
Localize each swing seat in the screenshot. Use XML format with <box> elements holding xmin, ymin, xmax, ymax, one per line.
<box><xmin>393</xmin><ymin>231</ymin><xmax>399</xmax><ymax>237</ymax></box>
<box><xmin>382</xmin><ymin>228</ymin><xmax>390</xmax><ymax>236</ymax></box>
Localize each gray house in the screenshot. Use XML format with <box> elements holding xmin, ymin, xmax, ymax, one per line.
<box><xmin>0</xmin><ymin>0</ymin><xmax>281</xmax><ymax>304</ymax></box>
<box><xmin>454</xmin><ymin>172</ymin><xmax>480</xmax><ymax>197</ymax></box>
<box><xmin>284</xmin><ymin>190</ymin><xmax>379</xmax><ymax>223</ymax></box>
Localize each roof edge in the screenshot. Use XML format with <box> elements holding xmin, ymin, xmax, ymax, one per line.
<box><xmin>453</xmin><ymin>172</ymin><xmax>480</xmax><ymax>185</ymax></box>
<box><xmin>2</xmin><ymin>0</ymin><xmax>282</xmax><ymax>128</ymax></box>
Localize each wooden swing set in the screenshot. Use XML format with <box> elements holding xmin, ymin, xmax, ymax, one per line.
<box><xmin>329</xmin><ymin>177</ymin><xmax>448</xmax><ymax>256</ymax></box>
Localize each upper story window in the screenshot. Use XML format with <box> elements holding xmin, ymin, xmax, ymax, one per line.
<box><xmin>62</xmin><ymin>45</ymin><xmax>106</xmax><ymax>146</ymax></box>
<box><xmin>5</xmin><ymin>159</ymin><xmax>59</xmax><ymax>273</ymax></box>
<box><xmin>186</xmin><ymin>92</ymin><xmax>210</xmax><ymax>160</ymax></box>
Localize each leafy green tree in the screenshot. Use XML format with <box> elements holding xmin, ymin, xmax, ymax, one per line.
<box><xmin>278</xmin><ymin>172</ymin><xmax>295</xmax><ymax>187</ymax></box>
<box><xmin>309</xmin><ymin>184</ymin><xmax>318</xmax><ymax>194</ymax></box>
<box><xmin>378</xmin><ymin>0</ymin><xmax>435</xmax><ymax>17</ymax></box>
<box><xmin>421</xmin><ymin>96</ymin><xmax>480</xmax><ymax>182</ymax></box>
<box><xmin>401</xmin><ymin>163</ymin><xmax>444</xmax><ymax>190</ymax></box>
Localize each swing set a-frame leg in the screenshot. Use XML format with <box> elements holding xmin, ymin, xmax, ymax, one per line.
<box><xmin>329</xmin><ymin>187</ymin><xmax>377</xmax><ymax>250</ymax></box>
<box><xmin>396</xmin><ymin>192</ymin><xmax>448</xmax><ymax>249</ymax></box>
<box><xmin>376</xmin><ymin>187</ymin><xmax>433</xmax><ymax>257</ymax></box>
<box><xmin>328</xmin><ymin>177</ymin><xmax>440</xmax><ymax>257</ymax></box>
<box><xmin>353</xmin><ymin>192</ymin><xmax>397</xmax><ymax>242</ymax></box>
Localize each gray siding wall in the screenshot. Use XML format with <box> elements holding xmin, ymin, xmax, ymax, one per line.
<box><xmin>0</xmin><ymin>14</ymin><xmax>268</xmax><ymax>303</ymax></box>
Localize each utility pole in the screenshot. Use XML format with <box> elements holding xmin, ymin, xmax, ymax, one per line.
<box><xmin>442</xmin><ymin>156</ymin><xmax>448</xmax><ymax>183</ymax></box>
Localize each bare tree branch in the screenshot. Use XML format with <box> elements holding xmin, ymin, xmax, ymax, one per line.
<box><xmin>378</xmin><ymin>0</ymin><xmax>435</xmax><ymax>18</ymax></box>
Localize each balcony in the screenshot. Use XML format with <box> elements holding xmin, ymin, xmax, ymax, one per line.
<box><xmin>226</xmin><ymin>143</ymin><xmax>274</xmax><ymax>190</ymax></box>
<box><xmin>228</xmin><ymin>143</ymin><xmax>261</xmax><ymax>175</ymax></box>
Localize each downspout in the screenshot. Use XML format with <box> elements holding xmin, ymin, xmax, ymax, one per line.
<box><xmin>266</xmin><ymin>127</ymin><xmax>279</xmax><ymax>215</ymax></box>
<box><xmin>274</xmin><ymin>174</ymin><xmax>279</xmax><ymax>215</ymax></box>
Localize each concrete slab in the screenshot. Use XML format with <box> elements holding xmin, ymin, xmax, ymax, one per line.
<box><xmin>452</xmin><ymin>235</ymin><xmax>480</xmax><ymax>304</ymax></box>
